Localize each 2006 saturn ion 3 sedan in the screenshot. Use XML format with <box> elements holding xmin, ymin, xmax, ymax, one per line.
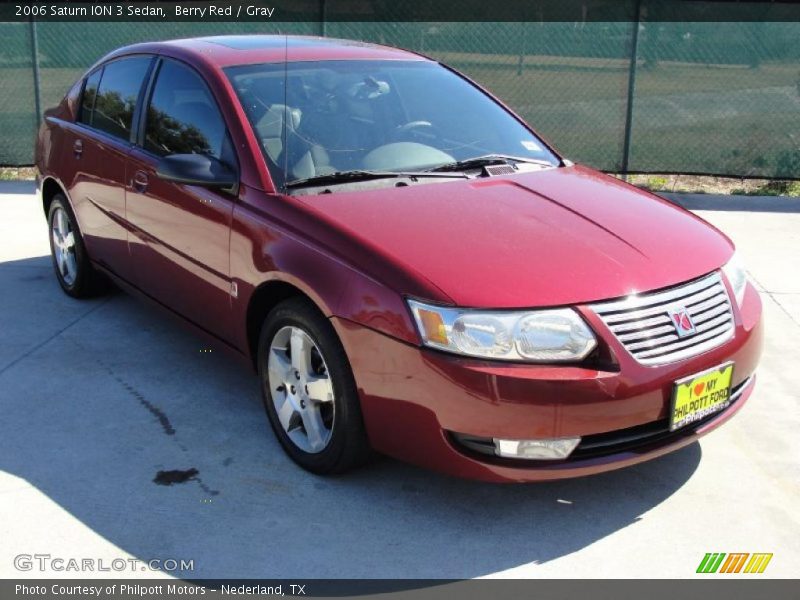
<box><xmin>35</xmin><ymin>35</ymin><xmax>763</xmax><ymax>482</ymax></box>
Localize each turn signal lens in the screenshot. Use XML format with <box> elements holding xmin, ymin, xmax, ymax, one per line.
<box><xmin>417</xmin><ymin>308</ymin><xmax>448</xmax><ymax>345</ymax></box>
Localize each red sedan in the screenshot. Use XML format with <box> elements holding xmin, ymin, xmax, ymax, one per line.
<box><xmin>35</xmin><ymin>36</ymin><xmax>763</xmax><ymax>482</ymax></box>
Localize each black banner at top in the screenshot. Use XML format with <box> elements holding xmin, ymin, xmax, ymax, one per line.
<box><xmin>1</xmin><ymin>0</ymin><xmax>799</xmax><ymax>22</ymax></box>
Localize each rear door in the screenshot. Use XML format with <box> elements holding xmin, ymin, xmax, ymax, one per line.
<box><xmin>64</xmin><ymin>56</ymin><xmax>154</xmax><ymax>279</ymax></box>
<box><xmin>125</xmin><ymin>57</ymin><xmax>237</xmax><ymax>342</ymax></box>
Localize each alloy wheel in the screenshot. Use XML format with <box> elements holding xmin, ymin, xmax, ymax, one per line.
<box><xmin>51</xmin><ymin>207</ymin><xmax>78</xmax><ymax>286</ymax></box>
<box><xmin>267</xmin><ymin>325</ymin><xmax>335</xmax><ymax>453</ymax></box>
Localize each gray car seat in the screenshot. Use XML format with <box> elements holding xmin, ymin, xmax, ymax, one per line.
<box><xmin>255</xmin><ymin>104</ymin><xmax>336</xmax><ymax>181</ymax></box>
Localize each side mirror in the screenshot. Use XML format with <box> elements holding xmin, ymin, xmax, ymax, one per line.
<box><xmin>156</xmin><ymin>153</ymin><xmax>237</xmax><ymax>188</ymax></box>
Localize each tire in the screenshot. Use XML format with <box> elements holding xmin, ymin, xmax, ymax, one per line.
<box><xmin>257</xmin><ymin>297</ymin><xmax>371</xmax><ymax>475</ymax></box>
<box><xmin>47</xmin><ymin>194</ymin><xmax>107</xmax><ymax>298</ymax></box>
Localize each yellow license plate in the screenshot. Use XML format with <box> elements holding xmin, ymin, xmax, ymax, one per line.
<box><xmin>670</xmin><ymin>362</ymin><xmax>734</xmax><ymax>431</ymax></box>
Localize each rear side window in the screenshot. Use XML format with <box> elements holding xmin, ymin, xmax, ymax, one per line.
<box><xmin>90</xmin><ymin>56</ymin><xmax>152</xmax><ymax>141</ymax></box>
<box><xmin>143</xmin><ymin>59</ymin><xmax>230</xmax><ymax>163</ymax></box>
<box><xmin>78</xmin><ymin>69</ymin><xmax>102</xmax><ymax>127</ymax></box>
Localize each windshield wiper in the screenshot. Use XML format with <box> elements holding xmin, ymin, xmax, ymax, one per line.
<box><xmin>286</xmin><ymin>169</ymin><xmax>467</xmax><ymax>189</ymax></box>
<box><xmin>424</xmin><ymin>154</ymin><xmax>555</xmax><ymax>173</ymax></box>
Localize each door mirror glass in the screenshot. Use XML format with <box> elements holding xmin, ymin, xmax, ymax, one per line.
<box><xmin>156</xmin><ymin>153</ymin><xmax>237</xmax><ymax>188</ymax></box>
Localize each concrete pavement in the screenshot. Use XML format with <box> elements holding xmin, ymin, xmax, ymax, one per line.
<box><xmin>0</xmin><ymin>182</ymin><xmax>798</xmax><ymax>579</ymax></box>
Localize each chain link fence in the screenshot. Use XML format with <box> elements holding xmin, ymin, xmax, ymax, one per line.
<box><xmin>1</xmin><ymin>12</ymin><xmax>799</xmax><ymax>178</ymax></box>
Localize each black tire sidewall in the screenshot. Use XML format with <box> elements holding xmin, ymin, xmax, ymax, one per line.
<box><xmin>257</xmin><ymin>298</ymin><xmax>367</xmax><ymax>474</ymax></box>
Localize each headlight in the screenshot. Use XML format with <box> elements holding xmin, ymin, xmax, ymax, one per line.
<box><xmin>407</xmin><ymin>299</ymin><xmax>597</xmax><ymax>362</ymax></box>
<box><xmin>722</xmin><ymin>251</ymin><xmax>748</xmax><ymax>308</ymax></box>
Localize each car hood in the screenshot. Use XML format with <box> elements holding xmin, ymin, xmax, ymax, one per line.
<box><xmin>297</xmin><ymin>165</ymin><xmax>734</xmax><ymax>308</ymax></box>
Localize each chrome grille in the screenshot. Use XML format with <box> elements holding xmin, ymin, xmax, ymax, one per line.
<box><xmin>591</xmin><ymin>272</ymin><xmax>735</xmax><ymax>366</ymax></box>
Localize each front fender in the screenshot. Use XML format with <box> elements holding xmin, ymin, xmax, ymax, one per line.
<box><xmin>229</xmin><ymin>187</ymin><xmax>425</xmax><ymax>358</ymax></box>
<box><xmin>232</xmin><ymin>232</ymin><xmax>421</xmax><ymax>353</ymax></box>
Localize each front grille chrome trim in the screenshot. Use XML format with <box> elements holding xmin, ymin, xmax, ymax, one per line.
<box><xmin>600</xmin><ymin>282</ymin><xmax>724</xmax><ymax>324</ymax></box>
<box><xmin>592</xmin><ymin>274</ymin><xmax>721</xmax><ymax>313</ymax></box>
<box><xmin>591</xmin><ymin>272</ymin><xmax>735</xmax><ymax>366</ymax></box>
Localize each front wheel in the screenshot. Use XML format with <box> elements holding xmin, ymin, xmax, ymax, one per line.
<box><xmin>257</xmin><ymin>297</ymin><xmax>371</xmax><ymax>475</ymax></box>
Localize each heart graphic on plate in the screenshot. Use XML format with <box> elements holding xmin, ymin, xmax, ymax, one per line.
<box><xmin>693</xmin><ymin>382</ymin><xmax>706</xmax><ymax>396</ymax></box>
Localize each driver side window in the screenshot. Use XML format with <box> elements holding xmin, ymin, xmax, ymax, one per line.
<box><xmin>143</xmin><ymin>59</ymin><xmax>234</xmax><ymax>168</ymax></box>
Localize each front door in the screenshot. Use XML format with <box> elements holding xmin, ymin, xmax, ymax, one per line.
<box><xmin>125</xmin><ymin>58</ymin><xmax>238</xmax><ymax>343</ymax></box>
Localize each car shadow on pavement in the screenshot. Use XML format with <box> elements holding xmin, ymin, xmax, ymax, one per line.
<box><xmin>0</xmin><ymin>255</ymin><xmax>701</xmax><ymax>579</ymax></box>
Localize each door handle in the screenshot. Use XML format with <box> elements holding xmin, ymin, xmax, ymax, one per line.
<box><xmin>73</xmin><ymin>139</ymin><xmax>83</xmax><ymax>158</ymax></box>
<box><xmin>132</xmin><ymin>171</ymin><xmax>148</xmax><ymax>192</ymax></box>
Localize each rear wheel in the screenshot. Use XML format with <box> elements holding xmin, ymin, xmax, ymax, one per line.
<box><xmin>47</xmin><ymin>195</ymin><xmax>107</xmax><ymax>298</ymax></box>
<box><xmin>257</xmin><ymin>297</ymin><xmax>371</xmax><ymax>474</ymax></box>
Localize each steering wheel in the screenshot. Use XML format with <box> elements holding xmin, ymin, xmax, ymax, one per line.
<box><xmin>393</xmin><ymin>120</ymin><xmax>441</xmax><ymax>142</ymax></box>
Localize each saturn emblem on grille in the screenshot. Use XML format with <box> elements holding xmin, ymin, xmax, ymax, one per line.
<box><xmin>668</xmin><ymin>306</ymin><xmax>697</xmax><ymax>337</ymax></box>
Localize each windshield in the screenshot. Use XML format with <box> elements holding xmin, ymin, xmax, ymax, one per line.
<box><xmin>226</xmin><ymin>60</ymin><xmax>559</xmax><ymax>190</ymax></box>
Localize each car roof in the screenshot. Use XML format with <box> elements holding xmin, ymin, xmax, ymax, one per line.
<box><xmin>108</xmin><ymin>35</ymin><xmax>428</xmax><ymax>68</ymax></box>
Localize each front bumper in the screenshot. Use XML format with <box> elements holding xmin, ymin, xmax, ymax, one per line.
<box><xmin>331</xmin><ymin>283</ymin><xmax>763</xmax><ymax>482</ymax></box>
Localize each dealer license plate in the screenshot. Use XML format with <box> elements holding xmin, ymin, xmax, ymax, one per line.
<box><xmin>670</xmin><ymin>362</ymin><xmax>734</xmax><ymax>431</ymax></box>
